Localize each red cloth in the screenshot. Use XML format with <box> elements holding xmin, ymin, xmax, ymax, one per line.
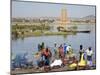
<box><xmin>44</xmin><ymin>51</ymin><xmax>50</xmax><ymax>57</ymax></box>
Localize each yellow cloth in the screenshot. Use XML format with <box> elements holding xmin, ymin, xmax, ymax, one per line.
<box><xmin>69</xmin><ymin>63</ymin><xmax>77</xmax><ymax>68</ymax></box>
<box><xmin>78</xmin><ymin>53</ymin><xmax>86</xmax><ymax>67</ymax></box>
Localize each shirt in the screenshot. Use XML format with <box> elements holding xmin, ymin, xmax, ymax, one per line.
<box><xmin>86</xmin><ymin>49</ymin><xmax>93</xmax><ymax>56</ymax></box>
<box><xmin>67</xmin><ymin>46</ymin><xmax>72</xmax><ymax>52</ymax></box>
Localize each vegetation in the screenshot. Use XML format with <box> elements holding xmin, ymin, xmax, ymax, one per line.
<box><xmin>12</xmin><ymin>23</ymin><xmax>51</xmax><ymax>38</ymax></box>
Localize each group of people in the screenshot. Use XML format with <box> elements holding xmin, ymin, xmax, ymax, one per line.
<box><xmin>36</xmin><ymin>42</ymin><xmax>94</xmax><ymax>68</ymax></box>
<box><xmin>36</xmin><ymin>45</ymin><xmax>52</xmax><ymax>67</ymax></box>
<box><xmin>54</xmin><ymin>43</ymin><xmax>73</xmax><ymax>59</ymax></box>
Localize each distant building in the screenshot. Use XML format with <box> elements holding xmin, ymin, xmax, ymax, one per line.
<box><xmin>59</xmin><ymin>8</ymin><xmax>70</xmax><ymax>27</ymax></box>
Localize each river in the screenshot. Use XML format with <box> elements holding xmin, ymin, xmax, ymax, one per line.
<box><xmin>11</xmin><ymin>24</ymin><xmax>96</xmax><ymax>65</ymax></box>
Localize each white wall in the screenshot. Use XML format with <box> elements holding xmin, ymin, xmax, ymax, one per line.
<box><xmin>0</xmin><ymin>0</ymin><xmax>100</xmax><ymax>75</ymax></box>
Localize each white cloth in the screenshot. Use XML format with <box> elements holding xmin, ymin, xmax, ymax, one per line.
<box><xmin>50</xmin><ymin>59</ymin><xmax>62</xmax><ymax>67</ymax></box>
<box><xmin>87</xmin><ymin>60</ymin><xmax>93</xmax><ymax>66</ymax></box>
<box><xmin>86</xmin><ymin>49</ymin><xmax>93</xmax><ymax>56</ymax></box>
<box><xmin>67</xmin><ymin>46</ymin><xmax>72</xmax><ymax>52</ymax></box>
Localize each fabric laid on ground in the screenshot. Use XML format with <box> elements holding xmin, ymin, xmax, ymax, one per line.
<box><xmin>50</xmin><ymin>59</ymin><xmax>62</xmax><ymax>67</ymax></box>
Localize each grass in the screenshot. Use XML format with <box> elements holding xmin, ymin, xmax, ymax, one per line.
<box><xmin>17</xmin><ymin>30</ymin><xmax>75</xmax><ymax>38</ymax></box>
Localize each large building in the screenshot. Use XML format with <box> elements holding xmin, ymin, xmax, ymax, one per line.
<box><xmin>59</xmin><ymin>8</ymin><xmax>70</xmax><ymax>27</ymax></box>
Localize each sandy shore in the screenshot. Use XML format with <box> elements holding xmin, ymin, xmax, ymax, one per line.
<box><xmin>11</xmin><ymin>64</ymin><xmax>96</xmax><ymax>75</ymax></box>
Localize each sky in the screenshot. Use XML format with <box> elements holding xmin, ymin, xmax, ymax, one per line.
<box><xmin>12</xmin><ymin>1</ymin><xmax>96</xmax><ymax>18</ymax></box>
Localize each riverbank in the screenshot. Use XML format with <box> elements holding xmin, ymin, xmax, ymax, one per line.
<box><xmin>11</xmin><ymin>63</ymin><xmax>96</xmax><ymax>75</ymax></box>
<box><xmin>12</xmin><ymin>24</ymin><xmax>95</xmax><ymax>38</ymax></box>
<box><xmin>12</xmin><ymin>30</ymin><xmax>77</xmax><ymax>38</ymax></box>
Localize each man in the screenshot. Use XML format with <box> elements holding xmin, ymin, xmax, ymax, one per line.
<box><xmin>63</xmin><ymin>43</ymin><xmax>67</xmax><ymax>57</ymax></box>
<box><xmin>86</xmin><ymin>47</ymin><xmax>93</xmax><ymax>66</ymax></box>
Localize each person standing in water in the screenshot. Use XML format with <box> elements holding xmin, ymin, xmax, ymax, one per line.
<box><xmin>41</xmin><ymin>42</ymin><xmax>45</xmax><ymax>50</ymax></box>
<box><xmin>59</xmin><ymin>44</ymin><xmax>64</xmax><ymax>58</ymax></box>
<box><xmin>79</xmin><ymin>45</ymin><xmax>84</xmax><ymax>61</ymax></box>
<box><xmin>85</xmin><ymin>47</ymin><xmax>93</xmax><ymax>66</ymax></box>
<box><xmin>63</xmin><ymin>43</ymin><xmax>67</xmax><ymax>57</ymax></box>
<box><xmin>38</xmin><ymin>44</ymin><xmax>41</xmax><ymax>51</ymax></box>
<box><xmin>54</xmin><ymin>43</ymin><xmax>57</xmax><ymax>55</ymax></box>
<box><xmin>43</xmin><ymin>48</ymin><xmax>52</xmax><ymax>66</ymax></box>
<box><xmin>67</xmin><ymin>45</ymin><xmax>72</xmax><ymax>54</ymax></box>
<box><xmin>54</xmin><ymin>42</ymin><xmax>59</xmax><ymax>59</ymax></box>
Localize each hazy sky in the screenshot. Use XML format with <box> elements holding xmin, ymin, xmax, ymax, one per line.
<box><xmin>12</xmin><ymin>1</ymin><xmax>96</xmax><ymax>18</ymax></box>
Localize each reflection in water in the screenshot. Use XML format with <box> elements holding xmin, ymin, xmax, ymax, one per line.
<box><xmin>63</xmin><ymin>34</ymin><xmax>67</xmax><ymax>40</ymax></box>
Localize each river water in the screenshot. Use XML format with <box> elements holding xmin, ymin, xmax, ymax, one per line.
<box><xmin>11</xmin><ymin>24</ymin><xmax>96</xmax><ymax>65</ymax></box>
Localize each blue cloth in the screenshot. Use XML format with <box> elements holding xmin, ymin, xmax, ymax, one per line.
<box><xmin>45</xmin><ymin>58</ymin><xmax>50</xmax><ymax>66</ymax></box>
<box><xmin>87</xmin><ymin>56</ymin><xmax>92</xmax><ymax>61</ymax></box>
<box><xmin>64</xmin><ymin>44</ymin><xmax>67</xmax><ymax>54</ymax></box>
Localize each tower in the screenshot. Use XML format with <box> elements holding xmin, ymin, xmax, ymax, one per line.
<box><xmin>59</xmin><ymin>8</ymin><xmax>70</xmax><ymax>28</ymax></box>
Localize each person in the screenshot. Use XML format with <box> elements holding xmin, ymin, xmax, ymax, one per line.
<box><xmin>41</xmin><ymin>48</ymin><xmax>45</xmax><ymax>61</ymax></box>
<box><xmin>79</xmin><ymin>45</ymin><xmax>84</xmax><ymax>61</ymax></box>
<box><xmin>57</xmin><ymin>47</ymin><xmax>59</xmax><ymax>58</ymax></box>
<box><xmin>54</xmin><ymin>43</ymin><xmax>57</xmax><ymax>55</ymax></box>
<box><xmin>38</xmin><ymin>44</ymin><xmax>41</xmax><ymax>51</ymax></box>
<box><xmin>59</xmin><ymin>44</ymin><xmax>64</xmax><ymax>58</ymax></box>
<box><xmin>67</xmin><ymin>45</ymin><xmax>72</xmax><ymax>54</ymax></box>
<box><xmin>63</xmin><ymin>43</ymin><xmax>67</xmax><ymax>57</ymax></box>
<box><xmin>41</xmin><ymin>42</ymin><xmax>45</xmax><ymax>49</ymax></box>
<box><xmin>36</xmin><ymin>53</ymin><xmax>44</xmax><ymax>67</ymax></box>
<box><xmin>78</xmin><ymin>52</ymin><xmax>86</xmax><ymax>67</ymax></box>
<box><xmin>43</xmin><ymin>48</ymin><xmax>52</xmax><ymax>66</ymax></box>
<box><xmin>85</xmin><ymin>47</ymin><xmax>93</xmax><ymax>66</ymax></box>
<box><xmin>36</xmin><ymin>48</ymin><xmax>46</xmax><ymax>68</ymax></box>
